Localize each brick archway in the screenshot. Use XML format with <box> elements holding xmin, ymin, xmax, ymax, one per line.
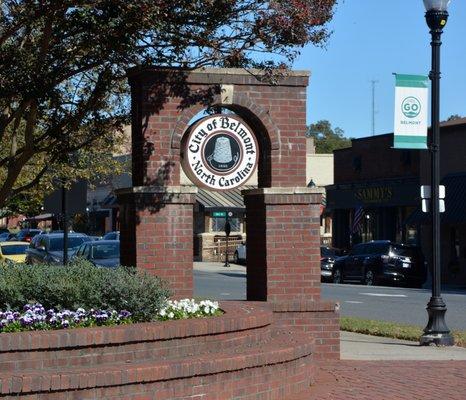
<box><xmin>118</xmin><ymin>67</ymin><xmax>323</xmax><ymax>301</ymax></box>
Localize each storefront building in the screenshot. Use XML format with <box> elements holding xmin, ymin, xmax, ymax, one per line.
<box><xmin>327</xmin><ymin>133</ymin><xmax>421</xmax><ymax>251</ymax></box>
<box><xmin>328</xmin><ymin>118</ymin><xmax>466</xmax><ymax>286</ymax></box>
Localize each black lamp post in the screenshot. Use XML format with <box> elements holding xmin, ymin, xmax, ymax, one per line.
<box><xmin>420</xmin><ymin>0</ymin><xmax>454</xmax><ymax>346</ymax></box>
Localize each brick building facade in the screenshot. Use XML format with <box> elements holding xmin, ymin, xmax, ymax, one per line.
<box><xmin>328</xmin><ymin>118</ymin><xmax>466</xmax><ymax>286</ymax></box>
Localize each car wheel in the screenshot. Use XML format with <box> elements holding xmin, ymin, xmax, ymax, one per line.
<box><xmin>364</xmin><ymin>269</ymin><xmax>377</xmax><ymax>286</ymax></box>
<box><xmin>332</xmin><ymin>268</ymin><xmax>342</xmax><ymax>284</ymax></box>
<box><xmin>233</xmin><ymin>251</ymin><xmax>239</xmax><ymax>264</ymax></box>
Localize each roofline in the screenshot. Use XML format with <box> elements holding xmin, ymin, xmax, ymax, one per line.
<box><xmin>335</xmin><ymin>119</ymin><xmax>466</xmax><ymax>152</ymax></box>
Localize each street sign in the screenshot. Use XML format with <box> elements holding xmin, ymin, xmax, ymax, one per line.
<box><xmin>212</xmin><ymin>211</ymin><xmax>227</xmax><ymax>218</ymax></box>
<box><xmin>420</xmin><ymin>185</ymin><xmax>446</xmax><ymax>213</ymax></box>
<box><xmin>420</xmin><ymin>185</ymin><xmax>445</xmax><ymax>199</ymax></box>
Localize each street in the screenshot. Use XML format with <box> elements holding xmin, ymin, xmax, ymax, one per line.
<box><xmin>194</xmin><ymin>262</ymin><xmax>466</xmax><ymax>331</ymax></box>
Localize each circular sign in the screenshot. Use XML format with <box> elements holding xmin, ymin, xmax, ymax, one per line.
<box><xmin>401</xmin><ymin>96</ymin><xmax>421</xmax><ymax>118</ymax></box>
<box><xmin>181</xmin><ymin>115</ymin><xmax>258</xmax><ymax>190</ymax></box>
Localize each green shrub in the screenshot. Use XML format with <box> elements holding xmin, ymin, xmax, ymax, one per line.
<box><xmin>0</xmin><ymin>260</ymin><xmax>171</xmax><ymax>322</ymax></box>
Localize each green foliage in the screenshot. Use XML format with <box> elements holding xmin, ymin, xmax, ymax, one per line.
<box><xmin>341</xmin><ymin>316</ymin><xmax>466</xmax><ymax>348</ymax></box>
<box><xmin>307</xmin><ymin>120</ymin><xmax>351</xmax><ymax>154</ymax></box>
<box><xmin>0</xmin><ymin>1</ymin><xmax>337</xmax><ymax>208</ymax></box>
<box><xmin>0</xmin><ymin>259</ymin><xmax>171</xmax><ymax>322</ymax></box>
<box><xmin>446</xmin><ymin>114</ymin><xmax>463</xmax><ymax>121</ymax></box>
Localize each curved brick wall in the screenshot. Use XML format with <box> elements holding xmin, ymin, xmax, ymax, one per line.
<box><xmin>0</xmin><ymin>302</ymin><xmax>316</xmax><ymax>399</ymax></box>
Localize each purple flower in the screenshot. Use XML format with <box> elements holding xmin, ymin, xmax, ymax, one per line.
<box><xmin>118</xmin><ymin>310</ymin><xmax>131</xmax><ymax>319</ymax></box>
<box><xmin>19</xmin><ymin>316</ymin><xmax>33</xmax><ymax>326</ymax></box>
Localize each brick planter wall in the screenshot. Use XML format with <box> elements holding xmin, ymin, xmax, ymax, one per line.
<box><xmin>0</xmin><ymin>302</ymin><xmax>318</xmax><ymax>399</ymax></box>
<box><xmin>271</xmin><ymin>300</ymin><xmax>341</xmax><ymax>361</ymax></box>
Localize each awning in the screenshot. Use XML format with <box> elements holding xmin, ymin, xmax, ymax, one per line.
<box><xmin>405</xmin><ymin>173</ymin><xmax>466</xmax><ymax>225</ymax></box>
<box><xmin>196</xmin><ymin>186</ymin><xmax>255</xmax><ymax>211</ymax></box>
<box><xmin>101</xmin><ymin>194</ymin><xmax>118</xmax><ymax>208</ymax></box>
<box><xmin>25</xmin><ymin>213</ymin><xmax>54</xmax><ymax>222</ymax></box>
<box><xmin>440</xmin><ymin>173</ymin><xmax>466</xmax><ymax>224</ymax></box>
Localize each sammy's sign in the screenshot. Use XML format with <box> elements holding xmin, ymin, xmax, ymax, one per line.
<box><xmin>182</xmin><ymin>115</ymin><xmax>258</xmax><ymax>190</ymax></box>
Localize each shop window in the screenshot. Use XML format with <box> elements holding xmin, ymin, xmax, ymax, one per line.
<box><xmin>212</xmin><ymin>217</ymin><xmax>240</xmax><ymax>232</ymax></box>
<box><xmin>324</xmin><ymin>216</ymin><xmax>332</xmax><ymax>234</ymax></box>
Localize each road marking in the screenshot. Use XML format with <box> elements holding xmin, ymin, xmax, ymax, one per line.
<box><xmin>359</xmin><ymin>292</ymin><xmax>407</xmax><ymax>298</ymax></box>
<box><xmin>345</xmin><ymin>301</ymin><xmax>363</xmax><ymax>304</ymax></box>
<box><xmin>220</xmin><ymin>293</ymin><xmax>231</xmax><ymax>296</ymax></box>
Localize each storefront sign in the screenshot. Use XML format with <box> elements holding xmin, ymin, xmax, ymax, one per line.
<box><xmin>182</xmin><ymin>115</ymin><xmax>258</xmax><ymax>190</ymax></box>
<box><xmin>393</xmin><ymin>74</ymin><xmax>428</xmax><ymax>149</ymax></box>
<box><xmin>355</xmin><ymin>187</ymin><xmax>393</xmax><ymax>203</ymax></box>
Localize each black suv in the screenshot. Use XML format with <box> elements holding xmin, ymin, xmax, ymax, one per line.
<box><xmin>26</xmin><ymin>233</ymin><xmax>91</xmax><ymax>265</ymax></box>
<box><xmin>332</xmin><ymin>240</ymin><xmax>426</xmax><ymax>288</ymax></box>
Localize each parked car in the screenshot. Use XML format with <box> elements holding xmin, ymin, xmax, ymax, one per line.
<box><xmin>332</xmin><ymin>240</ymin><xmax>426</xmax><ymax>288</ymax></box>
<box><xmin>26</xmin><ymin>233</ymin><xmax>91</xmax><ymax>265</ymax></box>
<box><xmin>102</xmin><ymin>231</ymin><xmax>119</xmax><ymax>240</ymax></box>
<box><xmin>16</xmin><ymin>229</ymin><xmax>43</xmax><ymax>243</ymax></box>
<box><xmin>0</xmin><ymin>241</ymin><xmax>30</xmax><ymax>263</ymax></box>
<box><xmin>74</xmin><ymin>240</ymin><xmax>120</xmax><ymax>268</ymax></box>
<box><xmin>233</xmin><ymin>242</ymin><xmax>246</xmax><ymax>264</ymax></box>
<box><xmin>320</xmin><ymin>246</ymin><xmax>343</xmax><ymax>282</ymax></box>
<box><xmin>88</xmin><ymin>235</ymin><xmax>102</xmax><ymax>241</ymax></box>
<box><xmin>0</xmin><ymin>232</ymin><xmax>16</xmax><ymax>242</ymax></box>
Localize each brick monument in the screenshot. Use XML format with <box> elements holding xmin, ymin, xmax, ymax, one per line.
<box><xmin>117</xmin><ymin>67</ymin><xmax>339</xmax><ymax>360</ymax></box>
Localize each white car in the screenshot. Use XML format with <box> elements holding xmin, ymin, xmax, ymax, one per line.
<box><xmin>233</xmin><ymin>243</ymin><xmax>246</xmax><ymax>264</ymax></box>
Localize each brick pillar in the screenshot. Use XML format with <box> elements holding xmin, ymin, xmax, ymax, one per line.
<box><xmin>243</xmin><ymin>187</ymin><xmax>322</xmax><ymax>302</ymax></box>
<box><xmin>243</xmin><ymin>187</ymin><xmax>340</xmax><ymax>360</ymax></box>
<box><xmin>116</xmin><ymin>186</ymin><xmax>197</xmax><ymax>298</ymax></box>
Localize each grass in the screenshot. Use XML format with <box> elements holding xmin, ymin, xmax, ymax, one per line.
<box><xmin>341</xmin><ymin>316</ymin><xmax>466</xmax><ymax>348</ymax></box>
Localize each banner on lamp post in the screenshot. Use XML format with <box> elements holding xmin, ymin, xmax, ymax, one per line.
<box><xmin>393</xmin><ymin>74</ymin><xmax>429</xmax><ymax>149</ymax></box>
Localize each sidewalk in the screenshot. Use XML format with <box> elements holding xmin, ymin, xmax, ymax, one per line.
<box><xmin>307</xmin><ymin>360</ymin><xmax>466</xmax><ymax>400</ymax></box>
<box><xmin>306</xmin><ymin>333</ymin><xmax>466</xmax><ymax>399</ymax></box>
<box><xmin>341</xmin><ymin>331</ymin><xmax>466</xmax><ymax>360</ymax></box>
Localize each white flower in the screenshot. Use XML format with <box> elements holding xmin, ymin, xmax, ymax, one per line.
<box><xmin>159</xmin><ymin>309</ymin><xmax>166</xmax><ymax>317</ymax></box>
<box><xmin>168</xmin><ymin>312</ymin><xmax>174</xmax><ymax>319</ymax></box>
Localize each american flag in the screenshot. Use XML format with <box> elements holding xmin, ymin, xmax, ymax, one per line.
<box><xmin>351</xmin><ymin>206</ymin><xmax>364</xmax><ymax>234</ymax></box>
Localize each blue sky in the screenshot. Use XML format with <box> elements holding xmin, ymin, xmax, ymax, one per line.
<box><xmin>293</xmin><ymin>0</ymin><xmax>466</xmax><ymax>139</ymax></box>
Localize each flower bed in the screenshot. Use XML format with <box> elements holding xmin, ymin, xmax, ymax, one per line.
<box><xmin>158</xmin><ymin>299</ymin><xmax>221</xmax><ymax>320</ymax></box>
<box><xmin>0</xmin><ymin>299</ymin><xmax>221</xmax><ymax>333</ymax></box>
<box><xmin>0</xmin><ymin>303</ymin><xmax>132</xmax><ymax>333</ymax></box>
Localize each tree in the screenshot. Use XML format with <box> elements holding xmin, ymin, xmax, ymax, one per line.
<box><xmin>307</xmin><ymin>120</ymin><xmax>351</xmax><ymax>153</ymax></box>
<box><xmin>0</xmin><ymin>1</ymin><xmax>337</xmax><ymax>208</ymax></box>
<box><xmin>446</xmin><ymin>114</ymin><xmax>463</xmax><ymax>121</ymax></box>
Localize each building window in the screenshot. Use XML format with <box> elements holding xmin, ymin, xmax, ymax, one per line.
<box><xmin>212</xmin><ymin>217</ymin><xmax>240</xmax><ymax>232</ymax></box>
<box><xmin>324</xmin><ymin>216</ymin><xmax>332</xmax><ymax>234</ymax></box>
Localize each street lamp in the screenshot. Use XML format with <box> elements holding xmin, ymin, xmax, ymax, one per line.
<box><xmin>420</xmin><ymin>0</ymin><xmax>454</xmax><ymax>346</ymax></box>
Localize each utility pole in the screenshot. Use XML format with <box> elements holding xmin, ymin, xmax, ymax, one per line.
<box><xmin>371</xmin><ymin>80</ymin><xmax>378</xmax><ymax>136</ymax></box>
